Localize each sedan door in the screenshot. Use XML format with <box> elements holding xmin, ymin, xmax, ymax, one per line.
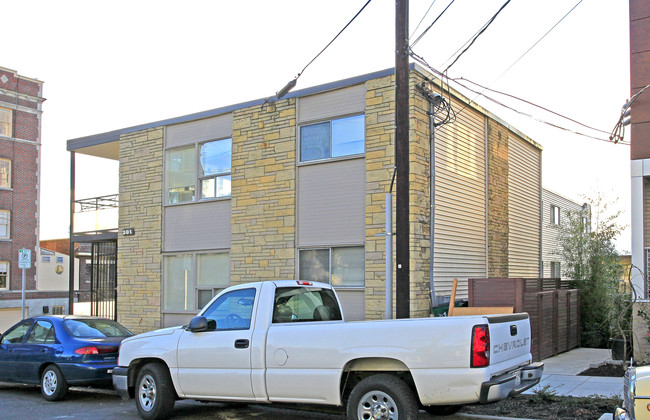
<box><xmin>0</xmin><ymin>320</ymin><xmax>33</xmax><ymax>381</ymax></box>
<box><xmin>13</xmin><ymin>320</ymin><xmax>58</xmax><ymax>383</ymax></box>
<box><xmin>176</xmin><ymin>288</ymin><xmax>256</xmax><ymax>399</ymax></box>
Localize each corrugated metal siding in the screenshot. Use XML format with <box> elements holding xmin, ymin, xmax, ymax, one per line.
<box><xmin>508</xmin><ymin>136</ymin><xmax>541</xmax><ymax>277</ymax></box>
<box><xmin>297</xmin><ymin>159</ymin><xmax>365</xmax><ymax>247</ymax></box>
<box><xmin>166</xmin><ymin>114</ymin><xmax>233</xmax><ymax>148</ymax></box>
<box><xmin>433</xmin><ymin>109</ymin><xmax>487</xmax><ymax>299</ymax></box>
<box><xmin>297</xmin><ymin>85</ymin><xmax>366</xmax><ymax>123</ymax></box>
<box><xmin>541</xmin><ymin>188</ymin><xmax>585</xmax><ymax>278</ymax></box>
<box><xmin>163</xmin><ymin>201</ymin><xmax>231</xmax><ymax>252</ymax></box>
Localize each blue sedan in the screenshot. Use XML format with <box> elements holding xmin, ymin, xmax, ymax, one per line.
<box><xmin>0</xmin><ymin>315</ymin><xmax>133</xmax><ymax>401</ymax></box>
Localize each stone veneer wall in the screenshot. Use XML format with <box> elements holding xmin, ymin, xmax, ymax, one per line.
<box><xmin>364</xmin><ymin>75</ymin><xmax>395</xmax><ymax>319</ymax></box>
<box><xmin>409</xmin><ymin>72</ymin><xmax>436</xmax><ymax>317</ymax></box>
<box><xmin>117</xmin><ymin>128</ymin><xmax>164</xmax><ymax>334</ymax></box>
<box><xmin>230</xmin><ymin>100</ymin><xmax>296</xmax><ymax>283</ymax></box>
<box><xmin>364</xmin><ymin>72</ymin><xmax>434</xmax><ymax>319</ymax></box>
<box><xmin>487</xmin><ymin>120</ymin><xmax>509</xmax><ymax>277</ymax></box>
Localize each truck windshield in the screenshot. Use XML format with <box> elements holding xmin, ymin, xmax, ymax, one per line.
<box><xmin>272</xmin><ymin>287</ymin><xmax>342</xmax><ymax>323</ymax></box>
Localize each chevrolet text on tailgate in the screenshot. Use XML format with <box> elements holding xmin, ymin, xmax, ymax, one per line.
<box><xmin>113</xmin><ymin>280</ymin><xmax>543</xmax><ymax>420</ymax></box>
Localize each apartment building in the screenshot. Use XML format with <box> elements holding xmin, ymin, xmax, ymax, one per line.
<box><xmin>67</xmin><ymin>64</ymin><xmax>543</xmax><ymax>333</ymax></box>
<box><xmin>0</xmin><ymin>67</ymin><xmax>50</xmax><ymax>330</ymax></box>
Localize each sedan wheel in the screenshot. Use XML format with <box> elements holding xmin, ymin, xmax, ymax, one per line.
<box><xmin>41</xmin><ymin>365</ymin><xmax>68</xmax><ymax>401</ymax></box>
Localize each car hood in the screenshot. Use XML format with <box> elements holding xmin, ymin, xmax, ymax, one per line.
<box><xmin>121</xmin><ymin>326</ymin><xmax>181</xmax><ymax>344</ymax></box>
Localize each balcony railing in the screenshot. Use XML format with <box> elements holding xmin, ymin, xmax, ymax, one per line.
<box><xmin>73</xmin><ymin>194</ymin><xmax>119</xmax><ymax>233</ymax></box>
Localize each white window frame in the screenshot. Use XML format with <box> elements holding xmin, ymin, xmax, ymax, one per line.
<box><xmin>0</xmin><ymin>210</ymin><xmax>10</xmax><ymax>239</ymax></box>
<box><xmin>0</xmin><ymin>261</ymin><xmax>9</xmax><ymax>290</ymax></box>
<box><xmin>162</xmin><ymin>251</ymin><xmax>230</xmax><ymax>312</ymax></box>
<box><xmin>0</xmin><ymin>159</ymin><xmax>10</xmax><ymax>189</ymax></box>
<box><xmin>0</xmin><ymin>107</ymin><xmax>11</xmax><ymax>138</ymax></box>
<box><xmin>551</xmin><ymin>205</ymin><xmax>560</xmax><ymax>225</ymax></box>
<box><xmin>165</xmin><ymin>137</ymin><xmax>232</xmax><ymax>205</ymax></box>
<box><xmin>299</xmin><ymin>114</ymin><xmax>365</xmax><ymax>163</ymax></box>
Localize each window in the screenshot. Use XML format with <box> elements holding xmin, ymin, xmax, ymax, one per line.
<box><xmin>165</xmin><ymin>138</ymin><xmax>232</xmax><ymax>204</ymax></box>
<box><xmin>0</xmin><ymin>320</ymin><xmax>32</xmax><ymax>344</ymax></box>
<box><xmin>163</xmin><ymin>252</ymin><xmax>230</xmax><ymax>311</ymax></box>
<box><xmin>300</xmin><ymin>115</ymin><xmax>364</xmax><ymax>162</ymax></box>
<box><xmin>63</xmin><ymin>318</ymin><xmax>132</xmax><ymax>338</ymax></box>
<box><xmin>0</xmin><ymin>107</ymin><xmax>11</xmax><ymax>137</ymax></box>
<box><xmin>27</xmin><ymin>320</ymin><xmax>56</xmax><ymax>344</ymax></box>
<box><xmin>0</xmin><ymin>210</ymin><xmax>9</xmax><ymax>239</ymax></box>
<box><xmin>199</xmin><ymin>139</ymin><xmax>232</xmax><ymax>199</ymax></box>
<box><xmin>272</xmin><ymin>286</ymin><xmax>342</xmax><ymax>323</ymax></box>
<box><xmin>551</xmin><ymin>262</ymin><xmax>561</xmax><ymax>279</ymax></box>
<box><xmin>0</xmin><ymin>159</ymin><xmax>10</xmax><ymax>188</ymax></box>
<box><xmin>202</xmin><ymin>288</ymin><xmax>255</xmax><ymax>330</ymax></box>
<box><xmin>52</xmin><ymin>305</ymin><xmax>65</xmax><ymax>315</ymax></box>
<box><xmin>0</xmin><ymin>261</ymin><xmax>8</xmax><ymax>289</ymax></box>
<box><xmin>299</xmin><ymin>246</ymin><xmax>364</xmax><ymax>287</ymax></box>
<box><xmin>551</xmin><ymin>205</ymin><xmax>560</xmax><ymax>225</ymax></box>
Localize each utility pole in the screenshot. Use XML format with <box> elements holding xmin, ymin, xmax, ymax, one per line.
<box><xmin>395</xmin><ymin>0</ymin><xmax>410</xmax><ymax>318</ymax></box>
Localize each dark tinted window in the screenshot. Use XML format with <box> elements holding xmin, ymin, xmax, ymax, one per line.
<box><xmin>63</xmin><ymin>319</ymin><xmax>133</xmax><ymax>338</ymax></box>
<box><xmin>272</xmin><ymin>287</ymin><xmax>342</xmax><ymax>323</ymax></box>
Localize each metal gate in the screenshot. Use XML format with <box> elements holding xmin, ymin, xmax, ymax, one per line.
<box><xmin>90</xmin><ymin>241</ymin><xmax>117</xmax><ymax>320</ymax></box>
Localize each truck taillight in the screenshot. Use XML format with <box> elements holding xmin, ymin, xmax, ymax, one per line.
<box><xmin>471</xmin><ymin>325</ymin><xmax>490</xmax><ymax>368</ymax></box>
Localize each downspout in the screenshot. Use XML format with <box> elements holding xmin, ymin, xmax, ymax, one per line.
<box><xmin>428</xmin><ymin>100</ymin><xmax>436</xmax><ymax>307</ymax></box>
<box><xmin>68</xmin><ymin>151</ymin><xmax>75</xmax><ymax>314</ymax></box>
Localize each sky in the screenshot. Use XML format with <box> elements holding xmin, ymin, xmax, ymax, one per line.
<box><xmin>2</xmin><ymin>0</ymin><xmax>631</xmax><ymax>250</ymax></box>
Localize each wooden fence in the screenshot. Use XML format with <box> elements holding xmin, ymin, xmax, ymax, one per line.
<box><xmin>468</xmin><ymin>278</ymin><xmax>580</xmax><ymax>361</ymax></box>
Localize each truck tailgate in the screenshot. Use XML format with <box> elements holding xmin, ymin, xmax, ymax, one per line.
<box><xmin>485</xmin><ymin>314</ymin><xmax>532</xmax><ymax>366</ymax></box>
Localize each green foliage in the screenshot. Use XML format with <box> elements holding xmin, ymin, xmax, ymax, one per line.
<box><xmin>557</xmin><ymin>193</ymin><xmax>627</xmax><ymax>348</ymax></box>
<box><xmin>531</xmin><ymin>384</ymin><xmax>559</xmax><ymax>403</ymax></box>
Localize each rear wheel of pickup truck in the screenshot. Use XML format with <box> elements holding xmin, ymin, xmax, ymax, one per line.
<box><xmin>135</xmin><ymin>363</ymin><xmax>175</xmax><ymax>420</ymax></box>
<box><xmin>346</xmin><ymin>374</ymin><xmax>418</xmax><ymax>420</ymax></box>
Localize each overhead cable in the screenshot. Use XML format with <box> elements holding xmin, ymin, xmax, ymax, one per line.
<box><xmin>410</xmin><ymin>0</ymin><xmax>456</xmax><ymax>48</ymax></box>
<box><xmin>410</xmin><ymin>52</ymin><xmax>627</xmax><ymax>145</ymax></box>
<box><xmin>442</xmin><ymin>0</ymin><xmax>512</xmax><ymax>73</ymax></box>
<box><xmin>409</xmin><ymin>0</ymin><xmax>437</xmax><ymax>42</ymax></box>
<box><xmin>264</xmin><ymin>0</ymin><xmax>373</xmax><ymax>106</ymax></box>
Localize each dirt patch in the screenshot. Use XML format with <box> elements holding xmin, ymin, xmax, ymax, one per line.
<box><xmin>459</xmin><ymin>393</ymin><xmax>620</xmax><ymax>419</ymax></box>
<box><xmin>578</xmin><ymin>362</ymin><xmax>626</xmax><ymax>377</ymax></box>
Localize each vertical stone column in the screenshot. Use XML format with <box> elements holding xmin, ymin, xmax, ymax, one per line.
<box><xmin>230</xmin><ymin>100</ymin><xmax>296</xmax><ymax>283</ymax></box>
<box><xmin>365</xmin><ymin>75</ymin><xmax>396</xmax><ymax>319</ymax></box>
<box><xmin>487</xmin><ymin>120</ymin><xmax>509</xmax><ymax>276</ymax></box>
<box><xmin>118</xmin><ymin>128</ymin><xmax>163</xmax><ymax>333</ymax></box>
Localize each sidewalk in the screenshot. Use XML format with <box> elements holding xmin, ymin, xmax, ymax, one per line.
<box><xmin>524</xmin><ymin>347</ymin><xmax>624</xmax><ymax>398</ymax></box>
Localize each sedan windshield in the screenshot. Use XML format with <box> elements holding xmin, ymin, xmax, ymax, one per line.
<box><xmin>63</xmin><ymin>319</ymin><xmax>133</xmax><ymax>338</ymax></box>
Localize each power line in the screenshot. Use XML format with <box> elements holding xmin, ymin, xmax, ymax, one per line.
<box><xmin>492</xmin><ymin>0</ymin><xmax>583</xmax><ymax>85</ymax></box>
<box><xmin>442</xmin><ymin>0</ymin><xmax>512</xmax><ymax>73</ymax></box>
<box><xmin>452</xmin><ymin>78</ymin><xmax>629</xmax><ymax>145</ymax></box>
<box><xmin>410</xmin><ymin>52</ymin><xmax>627</xmax><ymax>145</ymax></box>
<box><xmin>265</xmin><ymin>0</ymin><xmax>373</xmax><ymax>105</ymax></box>
<box><xmin>410</xmin><ymin>0</ymin><xmax>456</xmax><ymax>48</ymax></box>
<box><xmin>453</xmin><ymin>77</ymin><xmax>610</xmax><ymax>135</ymax></box>
<box><xmin>409</xmin><ymin>0</ymin><xmax>437</xmax><ymax>42</ymax></box>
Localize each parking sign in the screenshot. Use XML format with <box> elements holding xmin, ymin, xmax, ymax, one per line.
<box><xmin>18</xmin><ymin>248</ymin><xmax>31</xmax><ymax>269</ymax></box>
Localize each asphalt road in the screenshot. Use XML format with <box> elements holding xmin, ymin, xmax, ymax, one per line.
<box><xmin>0</xmin><ymin>382</ymin><xmax>494</xmax><ymax>419</ymax></box>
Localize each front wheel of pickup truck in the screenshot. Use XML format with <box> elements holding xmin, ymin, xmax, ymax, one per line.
<box><xmin>135</xmin><ymin>363</ymin><xmax>175</xmax><ymax>420</ymax></box>
<box><xmin>346</xmin><ymin>374</ymin><xmax>418</xmax><ymax>420</ymax></box>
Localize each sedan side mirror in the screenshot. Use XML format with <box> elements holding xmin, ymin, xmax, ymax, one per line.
<box><xmin>188</xmin><ymin>316</ymin><xmax>208</xmax><ymax>333</ymax></box>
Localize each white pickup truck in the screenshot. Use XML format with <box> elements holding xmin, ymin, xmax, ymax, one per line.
<box><xmin>113</xmin><ymin>280</ymin><xmax>543</xmax><ymax>419</ymax></box>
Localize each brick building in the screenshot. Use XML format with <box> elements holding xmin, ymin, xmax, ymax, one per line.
<box><xmin>629</xmin><ymin>0</ymin><xmax>650</xmax><ymax>362</ymax></box>
<box><xmin>0</xmin><ymin>67</ymin><xmax>57</xmax><ymax>330</ymax></box>
<box><xmin>67</xmin><ymin>65</ymin><xmax>543</xmax><ymax>333</ymax></box>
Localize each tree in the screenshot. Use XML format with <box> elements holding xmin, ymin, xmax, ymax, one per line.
<box><xmin>557</xmin><ymin>193</ymin><xmax>626</xmax><ymax>348</ymax></box>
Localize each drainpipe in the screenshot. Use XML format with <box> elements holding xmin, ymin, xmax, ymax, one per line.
<box><xmin>428</xmin><ymin>99</ymin><xmax>437</xmax><ymax>308</ymax></box>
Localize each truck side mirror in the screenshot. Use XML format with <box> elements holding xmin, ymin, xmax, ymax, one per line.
<box><xmin>188</xmin><ymin>316</ymin><xmax>208</xmax><ymax>332</ymax></box>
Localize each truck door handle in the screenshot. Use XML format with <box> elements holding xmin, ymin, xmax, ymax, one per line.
<box><xmin>234</xmin><ymin>339</ymin><xmax>249</xmax><ymax>349</ymax></box>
